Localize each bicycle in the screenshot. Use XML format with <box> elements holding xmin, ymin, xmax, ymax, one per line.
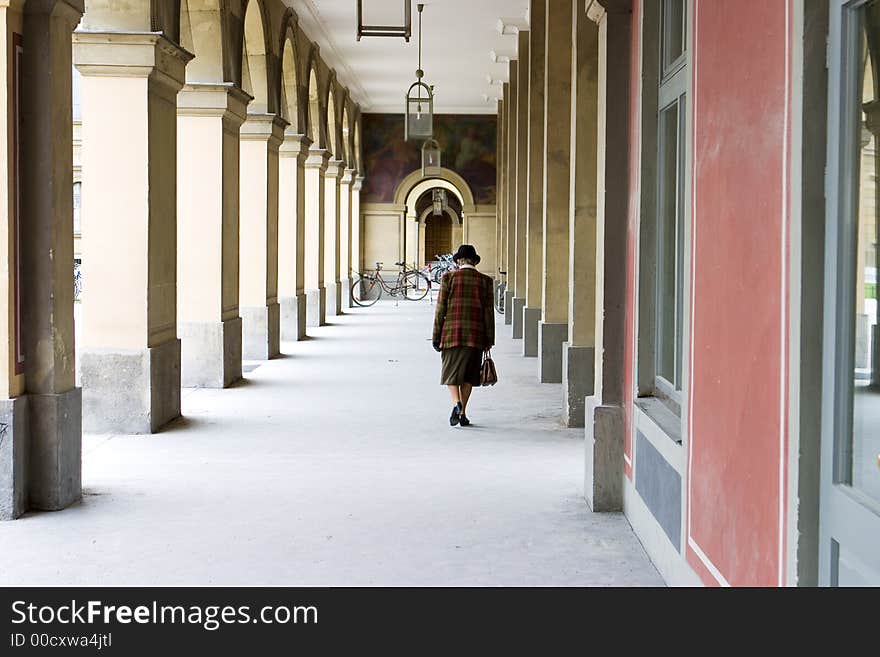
<box><xmin>423</xmin><ymin>253</ymin><xmax>457</xmax><ymax>285</ymax></box>
<box><xmin>495</xmin><ymin>270</ymin><xmax>507</xmax><ymax>316</ymax></box>
<box><xmin>351</xmin><ymin>261</ymin><xmax>431</xmax><ymax>307</ymax></box>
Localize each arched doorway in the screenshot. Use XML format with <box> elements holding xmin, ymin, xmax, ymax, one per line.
<box><xmin>424</xmin><ymin>211</ymin><xmax>453</xmax><ymax>263</ymax></box>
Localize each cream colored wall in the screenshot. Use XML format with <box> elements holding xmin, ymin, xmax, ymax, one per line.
<box><xmin>362</xmin><ymin>204</ymin><xmax>403</xmax><ymax>275</ymax></box>
<box><xmin>464</xmin><ymin>207</ymin><xmax>498</xmax><ymax>275</ymax></box>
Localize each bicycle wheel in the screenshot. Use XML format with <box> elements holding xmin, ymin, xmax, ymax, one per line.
<box><xmin>351</xmin><ymin>274</ymin><xmax>381</xmax><ymax>307</ymax></box>
<box><xmin>403</xmin><ymin>271</ymin><xmax>430</xmax><ymax>301</ymax></box>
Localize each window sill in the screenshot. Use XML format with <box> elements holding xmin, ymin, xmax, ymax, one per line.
<box><xmin>635</xmin><ymin>397</ymin><xmax>682</xmax><ymax>445</ymax></box>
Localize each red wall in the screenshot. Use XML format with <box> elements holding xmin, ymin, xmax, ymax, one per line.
<box><xmin>624</xmin><ymin>0</ymin><xmax>791</xmax><ymax>586</ymax></box>
<box><xmin>687</xmin><ymin>0</ymin><xmax>791</xmax><ymax>587</ymax></box>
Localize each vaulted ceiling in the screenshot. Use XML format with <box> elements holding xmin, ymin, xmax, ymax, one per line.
<box><xmin>288</xmin><ymin>0</ymin><xmax>530</xmax><ymax>114</ymax></box>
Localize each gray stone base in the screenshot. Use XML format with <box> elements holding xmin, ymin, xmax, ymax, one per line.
<box><xmin>538</xmin><ymin>322</ymin><xmax>568</xmax><ymax>383</ymax></box>
<box><xmin>0</xmin><ymin>396</ymin><xmax>28</xmax><ymax>520</ymax></box>
<box><xmin>180</xmin><ymin>318</ymin><xmax>242</xmax><ymax>388</ymax></box>
<box><xmin>82</xmin><ymin>340</ymin><xmax>181</xmax><ymax>434</ymax></box>
<box><xmin>504</xmin><ymin>290</ymin><xmax>514</xmax><ymax>325</ymax></box>
<box><xmin>280</xmin><ymin>294</ymin><xmax>307</xmax><ymax>342</ymax></box>
<box><xmin>28</xmin><ymin>388</ymin><xmax>82</xmax><ymax>511</ymax></box>
<box><xmin>340</xmin><ymin>277</ymin><xmax>352</xmax><ymax>309</ymax></box>
<box><xmin>306</xmin><ymin>287</ymin><xmax>326</xmax><ymax>327</ymax></box>
<box><xmin>562</xmin><ymin>343</ymin><xmax>595</xmax><ymax>428</ymax></box>
<box><xmin>523</xmin><ymin>307</ymin><xmax>541</xmax><ymax>357</ymax></box>
<box><xmin>325</xmin><ymin>280</ymin><xmax>341</xmax><ymax>318</ymax></box>
<box><xmin>511</xmin><ymin>297</ymin><xmax>526</xmax><ymax>339</ymax></box>
<box><xmin>241</xmin><ymin>303</ymin><xmax>281</xmax><ymax>361</ymax></box>
<box><xmin>585</xmin><ymin>397</ymin><xmax>624</xmax><ymax>512</ymax></box>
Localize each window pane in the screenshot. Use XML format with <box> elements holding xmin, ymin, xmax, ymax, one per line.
<box><xmin>657</xmin><ymin>101</ymin><xmax>680</xmax><ymax>387</ymax></box>
<box><xmin>852</xmin><ymin>3</ymin><xmax>880</xmax><ymax>504</ymax></box>
<box><xmin>662</xmin><ymin>0</ymin><xmax>685</xmax><ymax>73</ymax></box>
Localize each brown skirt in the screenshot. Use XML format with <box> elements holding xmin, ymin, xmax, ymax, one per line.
<box><xmin>440</xmin><ymin>346</ymin><xmax>484</xmax><ymax>386</ymax></box>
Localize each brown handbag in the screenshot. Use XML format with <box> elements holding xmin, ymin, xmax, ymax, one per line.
<box><xmin>480</xmin><ymin>349</ymin><xmax>498</xmax><ymax>386</ymax></box>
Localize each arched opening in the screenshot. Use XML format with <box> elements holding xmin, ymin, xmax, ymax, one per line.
<box><xmin>280</xmin><ymin>31</ymin><xmax>299</xmax><ymax>131</ymax></box>
<box><xmin>180</xmin><ymin>0</ymin><xmax>225</xmax><ymax>83</ymax></box>
<box><xmin>242</xmin><ymin>0</ymin><xmax>269</xmax><ymax>113</ymax></box>
<box><xmin>342</xmin><ymin>106</ymin><xmax>351</xmax><ymax>167</ymax></box>
<box><xmin>326</xmin><ymin>86</ymin><xmax>338</xmax><ymax>159</ymax></box>
<box><xmin>308</xmin><ymin>66</ymin><xmax>321</xmax><ymax>146</ymax></box>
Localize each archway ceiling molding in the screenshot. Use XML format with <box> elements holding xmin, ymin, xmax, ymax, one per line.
<box><xmin>286</xmin><ymin>0</ymin><xmax>529</xmax><ymax>113</ymax></box>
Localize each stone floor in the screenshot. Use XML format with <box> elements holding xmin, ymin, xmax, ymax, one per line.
<box><xmin>0</xmin><ymin>299</ymin><xmax>662</xmax><ymax>586</ymax></box>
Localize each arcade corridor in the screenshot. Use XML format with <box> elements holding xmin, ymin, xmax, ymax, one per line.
<box><xmin>0</xmin><ymin>302</ymin><xmax>661</xmax><ymax>586</ymax></box>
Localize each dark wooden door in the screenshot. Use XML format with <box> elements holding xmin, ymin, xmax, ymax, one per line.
<box><xmin>424</xmin><ymin>212</ymin><xmax>452</xmax><ymax>262</ymax></box>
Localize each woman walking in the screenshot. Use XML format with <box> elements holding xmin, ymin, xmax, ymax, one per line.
<box><xmin>432</xmin><ymin>244</ymin><xmax>495</xmax><ymax>426</ymax></box>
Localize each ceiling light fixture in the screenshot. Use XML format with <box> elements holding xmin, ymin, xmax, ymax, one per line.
<box><xmin>357</xmin><ymin>0</ymin><xmax>412</xmax><ymax>42</ymax></box>
<box><xmin>405</xmin><ymin>3</ymin><xmax>434</xmax><ymax>142</ymax></box>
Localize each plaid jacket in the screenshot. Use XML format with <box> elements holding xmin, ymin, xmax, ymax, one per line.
<box><xmin>432</xmin><ymin>267</ymin><xmax>495</xmax><ymax>349</ymax></box>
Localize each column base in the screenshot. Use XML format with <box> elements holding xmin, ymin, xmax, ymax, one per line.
<box><xmin>180</xmin><ymin>318</ymin><xmax>242</xmax><ymax>388</ymax></box>
<box><xmin>241</xmin><ymin>303</ymin><xmax>281</xmax><ymax>361</ymax></box>
<box><xmin>325</xmin><ymin>280</ymin><xmax>342</xmax><ymax>318</ymax></box>
<box><xmin>306</xmin><ymin>287</ymin><xmax>326</xmax><ymax>327</ymax></box>
<box><xmin>538</xmin><ymin>321</ymin><xmax>568</xmax><ymax>383</ymax></box>
<box><xmin>504</xmin><ymin>290</ymin><xmax>514</xmax><ymax>325</ymax></box>
<box><xmin>523</xmin><ymin>307</ymin><xmax>541</xmax><ymax>357</ymax></box>
<box><xmin>280</xmin><ymin>294</ymin><xmax>308</xmax><ymax>342</ymax></box>
<box><xmin>28</xmin><ymin>388</ymin><xmax>82</xmax><ymax>511</ymax></box>
<box><xmin>0</xmin><ymin>396</ymin><xmax>29</xmax><ymax>520</ymax></box>
<box><xmin>511</xmin><ymin>297</ymin><xmax>526</xmax><ymax>339</ymax></box>
<box><xmin>585</xmin><ymin>397</ymin><xmax>624</xmax><ymax>512</ymax></box>
<box><xmin>82</xmin><ymin>340</ymin><xmax>181</xmax><ymax>434</ymax></box>
<box><xmin>340</xmin><ymin>277</ymin><xmax>352</xmax><ymax>309</ymax></box>
<box><xmin>562</xmin><ymin>343</ymin><xmax>595</xmax><ymax>428</ymax></box>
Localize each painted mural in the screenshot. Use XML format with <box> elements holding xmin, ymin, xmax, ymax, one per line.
<box><xmin>361</xmin><ymin>113</ymin><xmax>497</xmax><ymax>204</ymax></box>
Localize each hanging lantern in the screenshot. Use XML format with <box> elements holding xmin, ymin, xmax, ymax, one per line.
<box><xmin>422</xmin><ymin>138</ymin><xmax>442</xmax><ymax>176</ymax></box>
<box><xmin>431</xmin><ymin>188</ymin><xmax>447</xmax><ymax>216</ymax></box>
<box><xmin>404</xmin><ymin>4</ymin><xmax>433</xmax><ymax>141</ymax></box>
<box><xmin>357</xmin><ymin>0</ymin><xmax>412</xmax><ymax>41</ymax></box>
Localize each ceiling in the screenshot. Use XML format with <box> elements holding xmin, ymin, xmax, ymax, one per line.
<box><xmin>288</xmin><ymin>0</ymin><xmax>530</xmax><ymax>114</ymax></box>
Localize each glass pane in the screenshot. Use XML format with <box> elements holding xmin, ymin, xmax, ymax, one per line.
<box><xmin>852</xmin><ymin>2</ymin><xmax>880</xmax><ymax>504</ymax></box>
<box><xmin>657</xmin><ymin>101</ymin><xmax>680</xmax><ymax>387</ymax></box>
<box><xmin>662</xmin><ymin>0</ymin><xmax>685</xmax><ymax>73</ymax></box>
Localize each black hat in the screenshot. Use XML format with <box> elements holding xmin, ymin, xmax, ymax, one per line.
<box><xmin>452</xmin><ymin>244</ymin><xmax>481</xmax><ymax>265</ymax></box>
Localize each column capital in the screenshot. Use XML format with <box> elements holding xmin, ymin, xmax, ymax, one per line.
<box><xmin>341</xmin><ymin>168</ymin><xmax>357</xmax><ymax>185</ymax></box>
<box><xmin>864</xmin><ymin>100</ymin><xmax>880</xmax><ymax>136</ymax></box>
<box><xmin>177</xmin><ymin>83</ymin><xmax>251</xmax><ymax>126</ymax></box>
<box><xmin>279</xmin><ymin>133</ymin><xmax>312</xmax><ymax>161</ymax></box>
<box><xmin>591</xmin><ymin>0</ymin><xmax>630</xmax><ymax>18</ymax></box>
<box><xmin>73</xmin><ymin>32</ymin><xmax>193</xmax><ymax>98</ymax></box>
<box><xmin>24</xmin><ymin>0</ymin><xmax>83</xmax><ymax>23</ymax></box>
<box><xmin>240</xmin><ymin>113</ymin><xmax>287</xmax><ymax>148</ymax></box>
<box><xmin>352</xmin><ymin>175</ymin><xmax>365</xmax><ymax>192</ymax></box>
<box><xmin>305</xmin><ymin>148</ymin><xmax>331</xmax><ymax>172</ymax></box>
<box><xmin>325</xmin><ymin>159</ymin><xmax>345</xmax><ymax>180</ymax></box>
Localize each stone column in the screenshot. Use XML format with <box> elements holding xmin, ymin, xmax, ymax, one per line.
<box><xmin>499</xmin><ymin>88</ymin><xmax>508</xmax><ymax>279</ymax></box>
<box><xmin>511</xmin><ymin>30</ymin><xmax>530</xmax><ymax>339</ymax></box>
<box><xmin>177</xmin><ymin>83</ymin><xmax>249</xmax><ymax>387</ymax></box>
<box><xmin>324</xmin><ymin>159</ymin><xmax>343</xmax><ymax>317</ymax></box>
<box><xmin>278</xmin><ymin>133</ymin><xmax>310</xmax><ymax>341</ymax></box>
<box><xmin>563</xmin><ymin>3</ymin><xmax>600</xmax><ymax>428</ymax></box>
<box><xmin>75</xmin><ymin>32</ymin><xmax>191</xmax><ymax>434</ymax></box>
<box><xmin>2</xmin><ymin>0</ymin><xmax>84</xmax><ymax>518</ymax></box>
<box><xmin>496</xmin><ymin>97</ymin><xmax>504</xmax><ymax>283</ymax></box>
<box><xmin>524</xmin><ymin>0</ymin><xmax>546</xmax><ymax>357</ymax></box>
<box><xmin>538</xmin><ymin>0</ymin><xmax>573</xmax><ymax>383</ymax></box>
<box><xmin>504</xmin><ymin>66</ymin><xmax>518</xmax><ymax>325</ymax></box>
<box><xmin>340</xmin><ymin>168</ymin><xmax>355</xmax><ymax>308</ymax></box>
<box><xmin>304</xmin><ymin>148</ymin><xmax>329</xmax><ymax>326</ymax></box>
<box><xmin>351</xmin><ymin>175</ymin><xmax>364</xmax><ymax>277</ymax></box>
<box><xmin>585</xmin><ymin>0</ymin><xmax>631</xmax><ymax>512</ymax></box>
<box><xmin>239</xmin><ymin>113</ymin><xmax>285</xmax><ymax>360</ymax></box>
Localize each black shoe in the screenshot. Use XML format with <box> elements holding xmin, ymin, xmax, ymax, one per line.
<box><xmin>450</xmin><ymin>402</ymin><xmax>462</xmax><ymax>426</ymax></box>
<box><xmin>459</xmin><ymin>414</ymin><xmax>471</xmax><ymax>427</ymax></box>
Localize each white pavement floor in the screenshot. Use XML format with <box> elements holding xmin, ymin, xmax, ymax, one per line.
<box><xmin>1</xmin><ymin>299</ymin><xmax>663</xmax><ymax>586</ymax></box>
